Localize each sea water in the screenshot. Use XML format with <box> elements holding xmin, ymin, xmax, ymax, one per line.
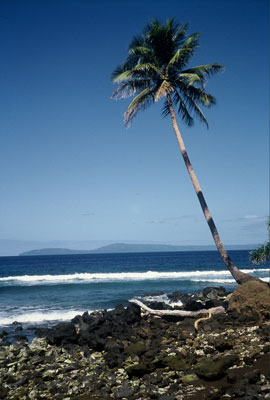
<box><xmin>0</xmin><ymin>250</ymin><xmax>268</xmax><ymax>329</ymax></box>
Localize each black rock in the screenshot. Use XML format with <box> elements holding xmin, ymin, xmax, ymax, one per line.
<box><xmin>116</xmin><ymin>384</ymin><xmax>134</xmax><ymax>398</ymax></box>
<box><xmin>45</xmin><ymin>322</ymin><xmax>77</xmax><ymax>346</ymax></box>
<box><xmin>168</xmin><ymin>292</ymin><xmax>191</xmax><ymax>305</ymax></box>
<box><xmin>14</xmin><ymin>335</ymin><xmax>28</xmax><ymax>342</ymax></box>
<box><xmin>205</xmin><ymin>299</ymin><xmax>223</xmax><ymax>308</ymax></box>
<box><xmin>71</xmin><ymin>314</ymin><xmax>84</xmax><ymax>325</ymax></box>
<box><xmin>124</xmin><ymin>303</ymin><xmax>141</xmax><ymax>324</ymax></box>
<box><xmin>213</xmin><ymin>336</ymin><xmax>234</xmax><ymax>352</ymax></box>
<box><xmin>143</xmin><ymin>291</ymin><xmax>164</xmax><ymax>297</ymax></box>
<box><xmin>195</xmin><ymin>354</ymin><xmax>239</xmax><ymax>380</ymax></box>
<box><xmin>15</xmin><ymin>325</ymin><xmax>23</xmax><ymax>332</ymax></box>
<box><xmin>185</xmin><ymin>300</ymin><xmax>204</xmax><ymax>312</ymax></box>
<box><xmin>202</xmin><ymin>286</ymin><xmax>227</xmax><ymax>299</ymax></box>
<box><xmin>145</xmin><ymin>301</ymin><xmax>172</xmax><ymax>310</ymax></box>
<box><xmin>243</xmin><ymin>369</ymin><xmax>261</xmax><ymax>384</ymax></box>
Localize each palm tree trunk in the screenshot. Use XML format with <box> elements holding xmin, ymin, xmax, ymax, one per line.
<box><xmin>167</xmin><ymin>95</ymin><xmax>255</xmax><ymax>284</ymax></box>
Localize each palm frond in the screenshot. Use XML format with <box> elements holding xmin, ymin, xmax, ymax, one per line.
<box><xmin>129</xmin><ymin>34</ymin><xmax>144</xmax><ymax>50</ymax></box>
<box><xmin>183</xmin><ymin>63</ymin><xmax>224</xmax><ymax>78</ymax></box>
<box><xmin>166</xmin><ymin>33</ymin><xmax>200</xmax><ymax>72</ymax></box>
<box><xmin>162</xmin><ymin>92</ymin><xmax>194</xmax><ymax>127</ymax></box>
<box><xmin>112</xmin><ymin>63</ymin><xmax>160</xmax><ymax>84</ymax></box>
<box><xmin>112</xmin><ymin>69</ymin><xmax>134</xmax><ymax>83</ymax></box>
<box><xmin>179</xmin><ymin>72</ymin><xmax>201</xmax><ymax>86</ymax></box>
<box><xmin>111</xmin><ymin>79</ymin><xmax>152</xmax><ymax>100</ymax></box>
<box><xmin>154</xmin><ymin>80</ymin><xmax>173</xmax><ymax>102</ymax></box>
<box><xmin>124</xmin><ymin>88</ymin><xmax>154</xmax><ymax>127</ymax></box>
<box><xmin>177</xmin><ymin>88</ymin><xmax>209</xmax><ymax>128</ymax></box>
<box><xmin>179</xmin><ymin>83</ymin><xmax>216</xmax><ymax>107</ymax></box>
<box><xmin>192</xmin><ymin>102</ymin><xmax>209</xmax><ymax>128</ymax></box>
<box><xmin>111</xmin><ymin>18</ymin><xmax>223</xmax><ymax>128</ymax></box>
<box><xmin>172</xmin><ymin>91</ymin><xmax>194</xmax><ymax>126</ymax></box>
<box><xmin>129</xmin><ymin>46</ymin><xmax>153</xmax><ymax>57</ymax></box>
<box><xmin>173</xmin><ymin>22</ymin><xmax>189</xmax><ymax>46</ymax></box>
<box><xmin>131</xmin><ymin>63</ymin><xmax>161</xmax><ymax>76</ymax></box>
<box><xmin>161</xmin><ymin>99</ymin><xmax>171</xmax><ymax>118</ymax></box>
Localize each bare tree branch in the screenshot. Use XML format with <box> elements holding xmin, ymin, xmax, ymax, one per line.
<box><xmin>129</xmin><ymin>299</ymin><xmax>225</xmax><ymax>317</ymax></box>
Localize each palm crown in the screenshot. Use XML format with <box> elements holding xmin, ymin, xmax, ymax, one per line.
<box><xmin>111</xmin><ymin>18</ymin><xmax>224</xmax><ymax>128</ymax></box>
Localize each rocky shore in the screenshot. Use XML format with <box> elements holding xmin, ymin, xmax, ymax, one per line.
<box><xmin>0</xmin><ymin>280</ymin><xmax>269</xmax><ymax>400</ymax></box>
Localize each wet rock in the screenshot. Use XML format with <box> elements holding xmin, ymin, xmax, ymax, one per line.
<box><xmin>14</xmin><ymin>334</ymin><xmax>28</xmax><ymax>342</ymax></box>
<box><xmin>185</xmin><ymin>299</ymin><xmax>204</xmax><ymax>311</ymax></box>
<box><xmin>202</xmin><ymin>286</ymin><xmax>227</xmax><ymax>299</ymax></box>
<box><xmin>44</xmin><ymin>322</ymin><xmax>78</xmax><ymax>346</ymax></box>
<box><xmin>15</xmin><ymin>325</ymin><xmax>23</xmax><ymax>332</ymax></box>
<box><xmin>168</xmin><ymin>291</ymin><xmax>189</xmax><ymax>304</ymax></box>
<box><xmin>145</xmin><ymin>300</ymin><xmax>173</xmax><ymax>310</ymax></box>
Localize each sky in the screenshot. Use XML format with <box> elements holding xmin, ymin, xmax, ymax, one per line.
<box><xmin>0</xmin><ymin>0</ymin><xmax>269</xmax><ymax>254</ymax></box>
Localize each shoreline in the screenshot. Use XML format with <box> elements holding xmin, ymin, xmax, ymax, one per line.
<box><xmin>1</xmin><ymin>283</ymin><xmax>270</xmax><ymax>399</ymax></box>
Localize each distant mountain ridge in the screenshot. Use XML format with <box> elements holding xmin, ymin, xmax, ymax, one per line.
<box><xmin>19</xmin><ymin>242</ymin><xmax>257</xmax><ymax>256</ymax></box>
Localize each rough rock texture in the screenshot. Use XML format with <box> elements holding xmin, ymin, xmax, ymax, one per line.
<box><xmin>227</xmin><ymin>280</ymin><xmax>270</xmax><ymax>322</ymax></box>
<box><xmin>0</xmin><ymin>286</ymin><xmax>269</xmax><ymax>400</ymax></box>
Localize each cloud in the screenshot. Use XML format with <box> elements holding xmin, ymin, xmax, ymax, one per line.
<box><xmin>145</xmin><ymin>215</ymin><xmax>197</xmax><ymax>224</ymax></box>
<box><xmin>81</xmin><ymin>212</ymin><xmax>95</xmax><ymax>217</ymax></box>
<box><xmin>244</xmin><ymin>215</ymin><xmax>259</xmax><ymax>220</ymax></box>
<box><xmin>145</xmin><ymin>219</ymin><xmax>166</xmax><ymax>224</ymax></box>
<box><xmin>224</xmin><ymin>215</ymin><xmax>267</xmax><ymax>223</ymax></box>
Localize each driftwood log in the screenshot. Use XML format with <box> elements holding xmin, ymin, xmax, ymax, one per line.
<box><xmin>129</xmin><ymin>299</ymin><xmax>225</xmax><ymax>317</ymax></box>
<box><xmin>129</xmin><ymin>299</ymin><xmax>225</xmax><ymax>331</ymax></box>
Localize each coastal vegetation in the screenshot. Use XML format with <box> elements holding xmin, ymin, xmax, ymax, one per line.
<box><xmin>111</xmin><ymin>18</ymin><xmax>256</xmax><ymax>285</ymax></box>
<box><xmin>250</xmin><ymin>217</ymin><xmax>270</xmax><ymax>264</ymax></box>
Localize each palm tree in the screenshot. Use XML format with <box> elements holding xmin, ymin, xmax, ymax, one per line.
<box><xmin>111</xmin><ymin>18</ymin><xmax>255</xmax><ymax>284</ymax></box>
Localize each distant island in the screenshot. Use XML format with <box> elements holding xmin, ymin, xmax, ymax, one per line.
<box><xmin>19</xmin><ymin>243</ymin><xmax>257</xmax><ymax>256</ymax></box>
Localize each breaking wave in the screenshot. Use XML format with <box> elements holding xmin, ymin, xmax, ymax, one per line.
<box><xmin>0</xmin><ymin>269</ymin><xmax>267</xmax><ymax>286</ymax></box>
<box><xmin>0</xmin><ymin>309</ymin><xmax>91</xmax><ymax>326</ymax></box>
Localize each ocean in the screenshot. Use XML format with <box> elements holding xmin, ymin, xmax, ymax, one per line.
<box><xmin>0</xmin><ymin>250</ymin><xmax>268</xmax><ymax>331</ymax></box>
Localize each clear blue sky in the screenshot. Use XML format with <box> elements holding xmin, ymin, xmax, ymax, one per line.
<box><xmin>0</xmin><ymin>0</ymin><xmax>269</xmax><ymax>250</ymax></box>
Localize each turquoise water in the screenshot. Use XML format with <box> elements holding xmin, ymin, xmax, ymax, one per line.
<box><xmin>0</xmin><ymin>250</ymin><xmax>268</xmax><ymax>328</ymax></box>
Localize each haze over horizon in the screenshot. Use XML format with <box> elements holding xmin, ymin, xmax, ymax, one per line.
<box><xmin>0</xmin><ymin>0</ymin><xmax>268</xmax><ymax>253</ymax></box>
<box><xmin>0</xmin><ymin>239</ymin><xmax>261</xmax><ymax>257</ymax></box>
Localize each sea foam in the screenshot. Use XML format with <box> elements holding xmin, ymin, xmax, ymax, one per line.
<box><xmin>0</xmin><ymin>309</ymin><xmax>91</xmax><ymax>326</ymax></box>
<box><xmin>0</xmin><ymin>268</ymin><xmax>267</xmax><ymax>286</ymax></box>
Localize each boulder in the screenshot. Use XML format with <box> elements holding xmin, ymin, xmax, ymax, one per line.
<box><xmin>194</xmin><ymin>354</ymin><xmax>239</xmax><ymax>380</ymax></box>
<box><xmin>43</xmin><ymin>322</ymin><xmax>77</xmax><ymax>346</ymax></box>
<box><xmin>202</xmin><ymin>286</ymin><xmax>227</xmax><ymax>299</ymax></box>
<box><xmin>227</xmin><ymin>280</ymin><xmax>270</xmax><ymax>322</ymax></box>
